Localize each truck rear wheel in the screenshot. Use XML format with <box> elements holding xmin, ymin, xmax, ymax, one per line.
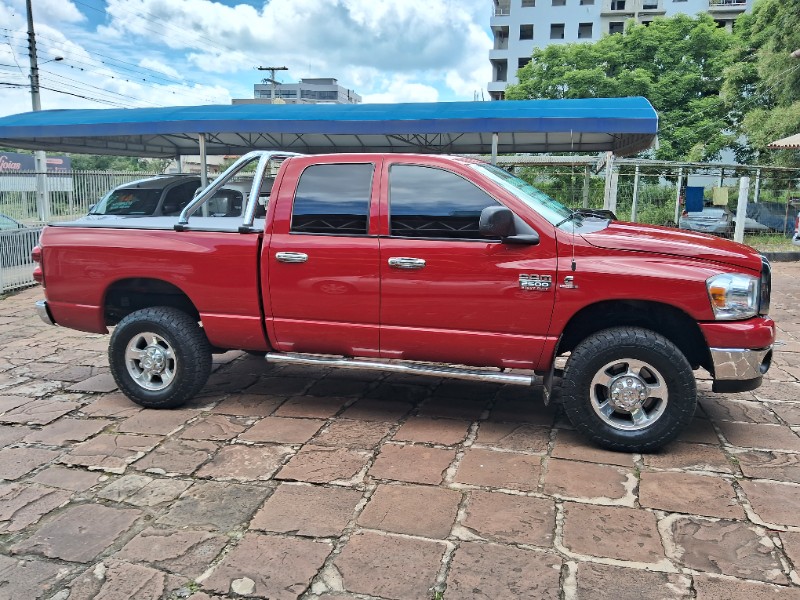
<box><xmin>108</xmin><ymin>307</ymin><xmax>212</xmax><ymax>409</ymax></box>
<box><xmin>561</xmin><ymin>327</ymin><xmax>696</xmax><ymax>452</ymax></box>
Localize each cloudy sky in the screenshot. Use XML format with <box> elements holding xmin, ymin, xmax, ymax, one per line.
<box><xmin>0</xmin><ymin>0</ymin><xmax>493</xmax><ymax>118</ymax></box>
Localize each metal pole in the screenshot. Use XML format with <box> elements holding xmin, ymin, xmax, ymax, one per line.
<box><xmin>718</xmin><ymin>168</ymin><xmax>724</xmax><ymax>188</ymax></box>
<box><xmin>674</xmin><ymin>167</ymin><xmax>684</xmax><ymax>225</ymax></box>
<box><xmin>753</xmin><ymin>168</ymin><xmax>761</xmax><ymax>203</ymax></box>
<box><xmin>491</xmin><ymin>133</ymin><xmax>498</xmax><ymax>165</ymax></box>
<box><xmin>198</xmin><ymin>134</ymin><xmax>208</xmax><ymax>189</ymax></box>
<box><xmin>631</xmin><ymin>164</ymin><xmax>641</xmax><ymax>222</ymax></box>
<box><xmin>734</xmin><ymin>177</ymin><xmax>750</xmax><ymax>243</ymax></box>
<box><xmin>602</xmin><ymin>153</ymin><xmax>615</xmax><ymax>210</ymax></box>
<box><xmin>582</xmin><ymin>165</ymin><xmax>590</xmax><ymax>209</ymax></box>
<box><xmin>26</xmin><ymin>0</ymin><xmax>49</xmax><ymax>222</ymax></box>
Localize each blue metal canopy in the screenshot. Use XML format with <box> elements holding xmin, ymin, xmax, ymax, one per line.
<box><xmin>0</xmin><ymin>97</ymin><xmax>657</xmax><ymax>157</ymax></box>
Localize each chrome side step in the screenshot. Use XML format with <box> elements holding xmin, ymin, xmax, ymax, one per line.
<box><xmin>265</xmin><ymin>352</ymin><xmax>535</xmax><ymax>386</ymax></box>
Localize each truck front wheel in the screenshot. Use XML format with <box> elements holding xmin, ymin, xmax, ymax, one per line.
<box><xmin>561</xmin><ymin>327</ymin><xmax>696</xmax><ymax>452</ymax></box>
<box><xmin>108</xmin><ymin>307</ymin><xmax>212</xmax><ymax>409</ymax></box>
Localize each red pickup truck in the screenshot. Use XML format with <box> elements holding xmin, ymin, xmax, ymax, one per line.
<box><xmin>32</xmin><ymin>151</ymin><xmax>775</xmax><ymax>451</ymax></box>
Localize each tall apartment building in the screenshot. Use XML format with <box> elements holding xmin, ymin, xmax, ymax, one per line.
<box><xmin>489</xmin><ymin>0</ymin><xmax>752</xmax><ymax>99</ymax></box>
<box><xmin>250</xmin><ymin>78</ymin><xmax>362</xmax><ymax>104</ymax></box>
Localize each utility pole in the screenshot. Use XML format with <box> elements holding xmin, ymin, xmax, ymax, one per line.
<box><xmin>26</xmin><ymin>0</ymin><xmax>49</xmax><ymax>222</ymax></box>
<box><xmin>256</xmin><ymin>66</ymin><xmax>288</xmax><ymax>102</ymax></box>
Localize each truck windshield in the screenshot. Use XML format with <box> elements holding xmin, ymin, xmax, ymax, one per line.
<box><xmin>471</xmin><ymin>164</ymin><xmax>574</xmax><ymax>228</ymax></box>
<box><xmin>92</xmin><ymin>189</ymin><xmax>162</xmax><ymax>215</ymax></box>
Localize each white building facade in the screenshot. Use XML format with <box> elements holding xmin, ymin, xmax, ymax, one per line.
<box><xmin>489</xmin><ymin>0</ymin><xmax>752</xmax><ymax>99</ymax></box>
<box><xmin>251</xmin><ymin>78</ymin><xmax>361</xmax><ymax>104</ymax></box>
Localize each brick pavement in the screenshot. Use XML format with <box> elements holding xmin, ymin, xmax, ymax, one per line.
<box><xmin>0</xmin><ymin>262</ymin><xmax>799</xmax><ymax>599</ymax></box>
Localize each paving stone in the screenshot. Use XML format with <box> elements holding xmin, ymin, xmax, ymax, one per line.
<box><xmin>639</xmin><ymin>472</ymin><xmax>743</xmax><ymax>519</ymax></box>
<box><xmin>202</xmin><ymin>533</ymin><xmax>331</xmax><ymax>600</ymax></box>
<box><xmin>0</xmin><ymin>554</ymin><xmax>69</xmax><ymax>599</ymax></box>
<box><xmin>551</xmin><ymin>429</ymin><xmax>636</xmax><ymax>467</ymax></box>
<box><xmin>543</xmin><ymin>458</ymin><xmax>632</xmax><ymax>501</ymax></box>
<box><xmin>668</xmin><ymin>516</ymin><xmax>786</xmax><ymax>583</ymax></box>
<box><xmin>693</xmin><ymin>573</ymin><xmax>800</xmax><ymax>600</ymax></box>
<box><xmin>22</xmin><ymin>418</ymin><xmax>110</xmax><ymax>445</ymax></box>
<box><xmin>97</xmin><ymin>474</ymin><xmax>192</xmax><ymax>507</ymax></box>
<box><xmin>157</xmin><ymin>481</ymin><xmax>269</xmax><ymax>531</ymax></box>
<box><xmin>244</xmin><ymin>375</ymin><xmax>309</xmax><ymax>396</ymax></box>
<box><xmin>488</xmin><ymin>396</ymin><xmax>557</xmax><ymax>425</ymax></box>
<box><xmin>358</xmin><ymin>483</ymin><xmax>461</xmax><ymax>539</ymax></box>
<box><xmin>754</xmin><ymin>381</ymin><xmax>800</xmax><ymax>404</ymax></box>
<box><xmin>274</xmin><ymin>395</ymin><xmax>349</xmax><ymax>419</ymax></box>
<box><xmin>333</xmin><ymin>531</ymin><xmax>446</xmax><ymax>600</ymax></box>
<box><xmin>562</xmin><ymin>502</ymin><xmax>665</xmax><ymax>563</ymax></box>
<box><xmin>31</xmin><ymin>466</ymin><xmax>103</xmax><ymax>491</ymax></box>
<box><xmin>211</xmin><ymin>393</ymin><xmax>285</xmax><ymax>417</ymax></box>
<box><xmin>1</xmin><ymin>380</ymin><xmax>62</xmax><ymax>398</ymax></box>
<box><xmin>179</xmin><ymin>415</ymin><xmax>248</xmax><ymax>440</ymax></box>
<box><xmin>340</xmin><ymin>398</ymin><xmax>414</xmax><ymax>421</ymax></box>
<box><xmin>66</xmin><ymin>373</ymin><xmax>118</xmax><ymax>393</ymax></box>
<box><xmin>277</xmin><ymin>445</ymin><xmax>369</xmax><ymax>484</ymax></box>
<box><xmin>133</xmin><ymin>437</ymin><xmax>218</xmax><ymax>476</ymax></box>
<box><xmin>767</xmin><ymin>402</ymin><xmax>800</xmax><ymax>426</ymax></box>
<box><xmin>0</xmin><ymin>447</ymin><xmax>60</xmax><ymax>480</ymax></box>
<box><xmin>79</xmin><ymin>393</ymin><xmax>142</xmax><ymax>418</ymax></box>
<box><xmin>365</xmin><ymin>381</ymin><xmax>430</xmax><ymax>404</ymax></box>
<box><xmin>462</xmin><ymin>490</ymin><xmax>555</xmax><ymax>546</ymax></box>
<box><xmin>740</xmin><ymin>479</ymin><xmax>800</xmax><ymax>527</ymax></box>
<box><xmin>68</xmin><ymin>559</ymin><xmax>183</xmax><ymax>599</ymax></box>
<box><xmin>718</xmin><ymin>422</ymin><xmax>800</xmax><ymax>452</ymax></box>
<box><xmin>0</xmin><ymin>483</ymin><xmax>71</xmax><ymax>532</ymax></box>
<box><xmin>575</xmin><ymin>562</ymin><xmax>691</xmax><ymax>600</ymax></box>
<box><xmin>0</xmin><ymin>395</ymin><xmax>31</xmax><ymax>414</ymax></box>
<box><xmin>643</xmin><ymin>441</ymin><xmax>733</xmax><ymax>472</ymax></box>
<box><xmin>200</xmin><ymin>371</ymin><xmax>260</xmax><ymax>396</ymax></box>
<box><xmin>0</xmin><ymin>398</ymin><xmax>82</xmax><ymax>425</ymax></box>
<box><xmin>307</xmin><ymin>378</ymin><xmax>370</xmax><ymax>398</ymax></box>
<box><xmin>116</xmin><ymin>527</ymin><xmax>229</xmax><ymax>578</ymax></box>
<box><xmin>417</xmin><ymin>396</ymin><xmax>488</xmax><ymax>420</ymax></box>
<box><xmin>239</xmin><ymin>416</ymin><xmax>325</xmax><ymax>444</ymax></box>
<box><xmin>446</xmin><ymin>541</ymin><xmax>561</xmax><ymax>599</ymax></box>
<box><xmin>434</xmin><ymin>380</ymin><xmax>500</xmax><ymax>402</ymax></box>
<box><xmin>312</xmin><ymin>419</ymin><xmax>393</xmax><ymax>449</ymax></box>
<box><xmin>61</xmin><ymin>434</ymin><xmax>161</xmax><ymax>473</ymax></box>
<box><xmin>737</xmin><ymin>450</ymin><xmax>800</xmax><ymax>483</ymax></box>
<box><xmin>699</xmin><ymin>396</ymin><xmax>780</xmax><ymax>424</ymax></box>
<box><xmin>251</xmin><ymin>482</ymin><xmax>362</xmax><ymax>537</ymax></box>
<box><xmin>117</xmin><ymin>409</ymin><xmax>198</xmax><ymax>435</ymax></box>
<box><xmin>12</xmin><ymin>503</ymin><xmax>142</xmax><ymax>563</ymax></box>
<box><xmin>392</xmin><ymin>417</ymin><xmax>470</xmax><ymax>446</ymax></box>
<box><xmin>44</xmin><ymin>364</ymin><xmax>99</xmax><ymax>382</ymax></box>
<box><xmin>369</xmin><ymin>444</ymin><xmax>456</xmax><ymax>485</ymax></box>
<box><xmin>779</xmin><ymin>531</ymin><xmax>800</xmax><ymax>572</ymax></box>
<box><xmin>474</xmin><ymin>421</ymin><xmax>550</xmax><ymax>453</ymax></box>
<box><xmin>0</xmin><ymin>423</ymin><xmax>32</xmax><ymax>447</ymax></box>
<box><xmin>678</xmin><ymin>417</ymin><xmax>722</xmax><ymax>444</ymax></box>
<box><xmin>454</xmin><ymin>447</ymin><xmax>541</xmax><ymax>491</ymax></box>
<box><xmin>196</xmin><ymin>444</ymin><xmax>293</xmax><ymax>481</ymax></box>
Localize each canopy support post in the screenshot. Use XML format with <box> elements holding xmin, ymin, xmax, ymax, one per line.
<box><xmin>491</xmin><ymin>133</ymin><xmax>498</xmax><ymax>165</ymax></box>
<box><xmin>582</xmin><ymin>165</ymin><xmax>590</xmax><ymax>209</ymax></box>
<box><xmin>631</xmin><ymin>164</ymin><xmax>641</xmax><ymax>222</ymax></box>
<box><xmin>198</xmin><ymin>133</ymin><xmax>208</xmax><ymax>188</ymax></box>
<box><xmin>674</xmin><ymin>167</ymin><xmax>684</xmax><ymax>225</ymax></box>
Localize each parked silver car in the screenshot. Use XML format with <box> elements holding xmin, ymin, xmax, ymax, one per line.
<box><xmin>679</xmin><ymin>206</ymin><xmax>769</xmax><ymax>236</ymax></box>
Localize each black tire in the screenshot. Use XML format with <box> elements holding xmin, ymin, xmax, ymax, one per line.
<box><xmin>561</xmin><ymin>327</ymin><xmax>696</xmax><ymax>452</ymax></box>
<box><xmin>108</xmin><ymin>307</ymin><xmax>212</xmax><ymax>408</ymax></box>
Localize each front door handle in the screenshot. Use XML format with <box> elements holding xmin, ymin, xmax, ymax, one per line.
<box><xmin>388</xmin><ymin>257</ymin><xmax>426</xmax><ymax>269</ymax></box>
<box><xmin>276</xmin><ymin>252</ymin><xmax>308</xmax><ymax>264</ymax></box>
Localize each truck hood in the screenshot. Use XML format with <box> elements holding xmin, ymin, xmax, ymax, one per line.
<box><xmin>581</xmin><ymin>222</ymin><xmax>762</xmax><ymax>272</ymax></box>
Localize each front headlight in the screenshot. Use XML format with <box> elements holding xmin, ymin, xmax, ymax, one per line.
<box><xmin>707</xmin><ymin>273</ymin><xmax>759</xmax><ymax>320</ymax></box>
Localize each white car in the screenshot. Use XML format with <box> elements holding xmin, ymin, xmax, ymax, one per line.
<box><xmin>793</xmin><ymin>211</ymin><xmax>800</xmax><ymax>246</ymax></box>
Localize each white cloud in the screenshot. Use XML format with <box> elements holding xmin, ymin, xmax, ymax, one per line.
<box><xmin>362</xmin><ymin>77</ymin><xmax>440</xmax><ymax>104</ymax></box>
<box><xmin>138</xmin><ymin>58</ymin><xmax>181</xmax><ymax>80</ymax></box>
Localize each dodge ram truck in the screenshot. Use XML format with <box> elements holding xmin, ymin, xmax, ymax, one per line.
<box><xmin>32</xmin><ymin>151</ymin><xmax>775</xmax><ymax>451</ymax></box>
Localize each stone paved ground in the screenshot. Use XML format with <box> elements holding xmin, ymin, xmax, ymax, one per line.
<box><xmin>0</xmin><ymin>262</ymin><xmax>799</xmax><ymax>600</ymax></box>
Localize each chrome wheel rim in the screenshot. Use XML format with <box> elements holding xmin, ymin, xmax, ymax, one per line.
<box><xmin>589</xmin><ymin>358</ymin><xmax>668</xmax><ymax>431</ymax></box>
<box><xmin>124</xmin><ymin>331</ymin><xmax>177</xmax><ymax>391</ymax></box>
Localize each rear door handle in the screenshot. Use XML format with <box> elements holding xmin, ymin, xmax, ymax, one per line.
<box><xmin>276</xmin><ymin>252</ymin><xmax>308</xmax><ymax>264</ymax></box>
<box><xmin>388</xmin><ymin>257</ymin><xmax>426</xmax><ymax>269</ymax></box>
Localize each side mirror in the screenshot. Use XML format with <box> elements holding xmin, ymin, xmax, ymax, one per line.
<box><xmin>479</xmin><ymin>206</ymin><xmax>514</xmax><ymax>238</ymax></box>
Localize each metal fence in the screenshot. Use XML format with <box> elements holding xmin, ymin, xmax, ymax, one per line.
<box><xmin>0</xmin><ymin>170</ymin><xmax>159</xmax><ymax>225</ymax></box>
<box><xmin>0</xmin><ymin>226</ymin><xmax>42</xmax><ymax>293</ymax></box>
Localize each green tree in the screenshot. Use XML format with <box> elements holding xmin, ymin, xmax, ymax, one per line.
<box><xmin>68</xmin><ymin>154</ymin><xmax>170</xmax><ymax>172</ymax></box>
<box><xmin>721</xmin><ymin>0</ymin><xmax>800</xmax><ymax>166</ymax></box>
<box><xmin>506</xmin><ymin>14</ymin><xmax>735</xmax><ymax>162</ymax></box>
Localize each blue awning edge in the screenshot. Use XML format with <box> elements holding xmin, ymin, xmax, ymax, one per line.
<box><xmin>0</xmin><ymin>97</ymin><xmax>658</xmax><ymax>157</ymax></box>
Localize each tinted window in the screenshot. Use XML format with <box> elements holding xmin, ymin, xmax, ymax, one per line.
<box><xmin>95</xmin><ymin>188</ymin><xmax>162</xmax><ymax>215</ymax></box>
<box><xmin>291</xmin><ymin>164</ymin><xmax>374</xmax><ymax>235</ymax></box>
<box><xmin>389</xmin><ymin>165</ymin><xmax>502</xmax><ymax>240</ymax></box>
<box><xmin>161</xmin><ymin>181</ymin><xmax>201</xmax><ymax>215</ymax></box>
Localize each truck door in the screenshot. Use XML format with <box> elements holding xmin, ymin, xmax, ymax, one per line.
<box><xmin>266</xmin><ymin>159</ymin><xmax>381</xmax><ymax>357</ymax></box>
<box><xmin>378</xmin><ymin>161</ymin><xmax>558</xmax><ymax>370</ymax></box>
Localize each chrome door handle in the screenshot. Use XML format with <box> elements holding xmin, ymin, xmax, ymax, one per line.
<box><xmin>276</xmin><ymin>252</ymin><xmax>308</xmax><ymax>264</ymax></box>
<box><xmin>388</xmin><ymin>257</ymin><xmax>426</xmax><ymax>269</ymax></box>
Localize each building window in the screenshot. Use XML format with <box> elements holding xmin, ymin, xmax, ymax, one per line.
<box><xmin>521</xmin><ymin>0</ymin><xmax>535</xmax><ymax>6</ymax></box>
<box><xmin>579</xmin><ymin>0</ymin><xmax>594</xmax><ymax>3</ymax></box>
<box><xmin>715</xmin><ymin>19</ymin><xmax>730</xmax><ymax>28</ymax></box>
<box><xmin>552</xmin><ymin>0</ymin><xmax>566</xmax><ymax>5</ymax></box>
<box><xmin>550</xmin><ymin>23</ymin><xmax>565</xmax><ymax>39</ymax></box>
<box><xmin>518</xmin><ymin>57</ymin><xmax>531</xmax><ymax>69</ymax></box>
<box><xmin>578</xmin><ymin>22</ymin><xmax>593</xmax><ymax>38</ymax></box>
<box><xmin>610</xmin><ymin>0</ymin><xmax>626</xmax><ymax>9</ymax></box>
<box><xmin>642</xmin><ymin>0</ymin><xmax>658</xmax><ymax>8</ymax></box>
<box><xmin>641</xmin><ymin>20</ymin><xmax>652</xmax><ymax>26</ymax></box>
<box><xmin>519</xmin><ymin>24</ymin><xmax>534</xmax><ymax>39</ymax></box>
<box><xmin>608</xmin><ymin>21</ymin><xmax>624</xmax><ymax>34</ymax></box>
<box><xmin>491</xmin><ymin>59</ymin><xmax>508</xmax><ymax>82</ymax></box>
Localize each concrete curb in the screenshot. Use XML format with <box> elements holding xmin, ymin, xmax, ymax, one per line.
<box><xmin>762</xmin><ymin>251</ymin><xmax>800</xmax><ymax>262</ymax></box>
